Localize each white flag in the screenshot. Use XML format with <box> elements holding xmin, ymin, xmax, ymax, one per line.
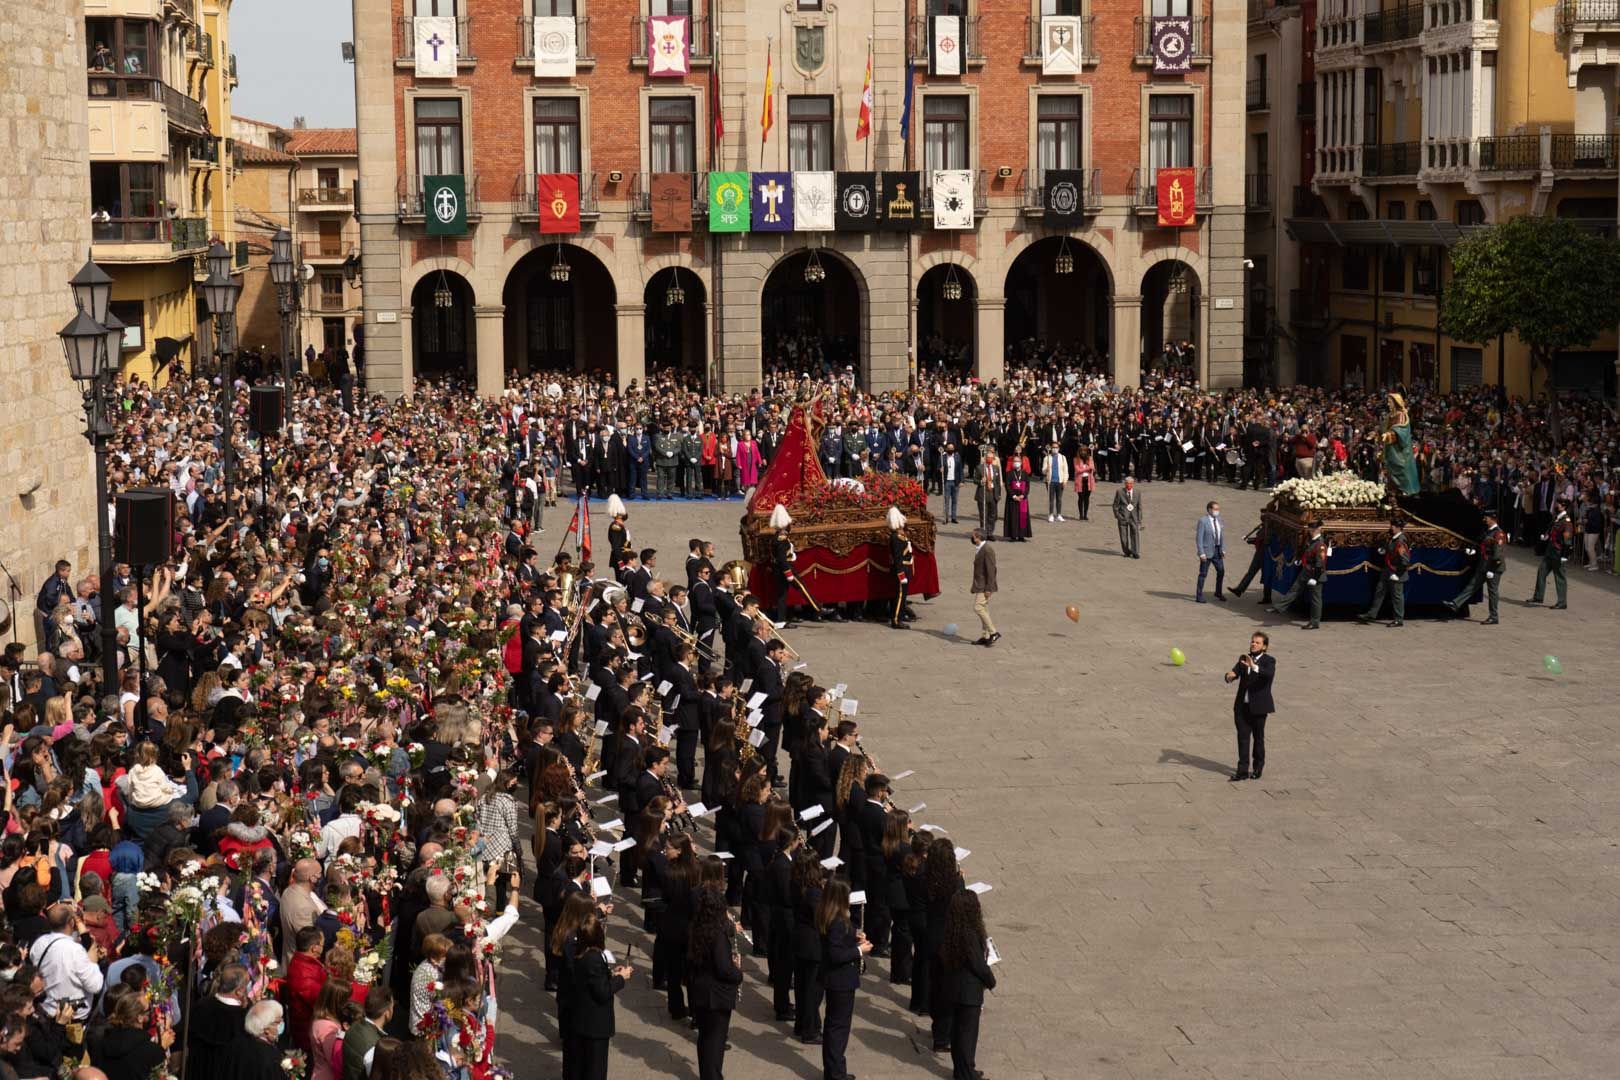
<box><xmin>1041</xmin><ymin>16</ymin><xmax>1082</xmax><ymax>75</ymax></box>
<box><xmin>932</xmin><ymin>169</ymin><xmax>974</xmax><ymax>229</ymax></box>
<box><xmin>794</xmin><ymin>171</ymin><xmax>835</xmax><ymax>231</ymax></box>
<box><xmin>533</xmin><ymin>16</ymin><xmax>577</xmax><ymax>78</ymax></box>
<box><xmin>932</xmin><ymin>15</ymin><xmax>962</xmax><ymax>76</ymax></box>
<box><xmin>414</xmin><ymin>16</ymin><xmax>458</xmax><ymax>78</ymax></box>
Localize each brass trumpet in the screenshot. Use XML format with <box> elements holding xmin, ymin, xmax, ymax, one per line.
<box><xmin>717</xmin><ymin>560</ymin><xmax>751</xmax><ymax>592</ymax></box>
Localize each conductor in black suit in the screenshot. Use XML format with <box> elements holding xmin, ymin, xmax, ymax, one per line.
<box><xmin>1223</xmin><ymin>631</ymin><xmax>1276</xmax><ymax>781</ymax></box>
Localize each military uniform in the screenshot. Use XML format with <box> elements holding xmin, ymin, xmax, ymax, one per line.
<box><xmin>842</xmin><ymin>427</ymin><xmax>866</xmax><ymax>479</ymax></box>
<box><xmin>1447</xmin><ymin>521</ymin><xmax>1506</xmax><ymax>622</ymax></box>
<box><xmin>679</xmin><ymin>429</ymin><xmax>703</xmax><ymax>497</ymax></box>
<box><xmin>888</xmin><ymin>530</ymin><xmax>916</xmax><ymax>628</ymax></box>
<box><xmin>1530</xmin><ymin>510</ymin><xmax>1573</xmax><ymax>609</ymax></box>
<box><xmin>1358</xmin><ymin>528</ymin><xmax>1411</xmax><ymax>626</ymax></box>
<box><xmin>772</xmin><ymin>533</ymin><xmax>796</xmax><ymax>625</ymax></box>
<box><xmin>654</xmin><ymin>431</ymin><xmax>680</xmax><ymax>498</ymax></box>
<box><xmin>1272</xmin><ymin>531</ymin><xmax>1327</xmax><ymax>628</ymax></box>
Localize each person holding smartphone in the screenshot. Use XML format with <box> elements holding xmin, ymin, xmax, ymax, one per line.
<box><xmin>1224</xmin><ymin>631</ymin><xmax>1277</xmax><ymax>781</ymax></box>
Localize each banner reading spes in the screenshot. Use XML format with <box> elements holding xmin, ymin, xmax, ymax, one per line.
<box><xmin>708</xmin><ymin>172</ymin><xmax>751</xmax><ymax>232</ymax></box>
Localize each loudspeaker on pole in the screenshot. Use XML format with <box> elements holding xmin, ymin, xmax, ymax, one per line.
<box><xmin>115</xmin><ymin>488</ymin><xmax>177</xmax><ymax>568</ymax></box>
<box><xmin>249</xmin><ymin>385</ymin><xmax>284</xmax><ymax>435</ymax></box>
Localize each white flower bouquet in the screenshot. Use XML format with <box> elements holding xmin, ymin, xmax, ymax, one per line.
<box><xmin>1273</xmin><ymin>473</ymin><xmax>1385</xmax><ymax>512</ymax></box>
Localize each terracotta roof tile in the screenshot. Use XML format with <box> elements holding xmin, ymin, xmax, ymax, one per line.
<box><xmin>238</xmin><ymin>141</ymin><xmax>296</xmax><ymax>165</ymax></box>
<box><xmin>285</xmin><ymin>128</ymin><xmax>358</xmax><ymax>156</ymax></box>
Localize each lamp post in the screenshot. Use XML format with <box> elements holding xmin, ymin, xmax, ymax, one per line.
<box><xmin>203</xmin><ymin>242</ymin><xmax>242</xmax><ymax>498</ymax></box>
<box><xmin>269</xmin><ymin>228</ymin><xmax>296</xmax><ymax>425</ymax></box>
<box><xmin>58</xmin><ymin>257</ymin><xmax>122</xmax><ymax>694</ymax></box>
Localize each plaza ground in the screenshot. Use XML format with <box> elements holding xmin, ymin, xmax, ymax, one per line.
<box><xmin>493</xmin><ymin>478</ymin><xmax>1620</xmax><ymax>1080</ymax></box>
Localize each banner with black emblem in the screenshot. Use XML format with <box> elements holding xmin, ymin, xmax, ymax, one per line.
<box><xmin>835</xmin><ymin>172</ymin><xmax>877</xmax><ymax>232</ymax></box>
<box><xmin>879</xmin><ymin>171</ymin><xmax>920</xmax><ymax>231</ymax></box>
<box><xmin>1043</xmin><ymin>169</ymin><xmax>1084</xmax><ymax>227</ymax></box>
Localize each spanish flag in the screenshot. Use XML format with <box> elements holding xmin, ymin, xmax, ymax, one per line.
<box><xmin>761</xmin><ymin>41</ymin><xmax>774</xmax><ymax>150</ymax></box>
<box><xmin>855</xmin><ymin>47</ymin><xmax>873</xmax><ymax>141</ymax></box>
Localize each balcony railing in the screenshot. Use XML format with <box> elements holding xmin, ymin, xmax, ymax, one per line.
<box><xmin>186</xmin><ymin>28</ymin><xmax>214</xmax><ymax>65</ymax></box>
<box><xmin>301</xmin><ymin>240</ymin><xmax>349</xmax><ymax>260</ymax></box>
<box><xmin>1133</xmin><ymin>17</ymin><xmax>1212</xmax><ymax>62</ymax></box>
<box><xmin>169</xmin><ymin>216</ymin><xmax>207</xmax><ymax>251</ymax></box>
<box><xmin>189</xmin><ymin>134</ymin><xmax>220</xmax><ymax>166</ymax></box>
<box><xmin>1363</xmin><ymin>5</ymin><xmax>1423</xmax><ymax>45</ymax></box>
<box><xmin>1559</xmin><ymin>0</ymin><xmax>1620</xmax><ymax>26</ymax></box>
<box><xmin>917</xmin><ymin>170</ymin><xmax>989</xmax><ymax>216</ymax></box>
<box><xmin>1360</xmin><ymin>141</ymin><xmax>1421</xmax><ymax>177</ymax></box>
<box><xmin>630</xmin><ymin>173</ymin><xmax>708</xmax><ymax>220</ymax></box>
<box><xmin>1550</xmin><ymin>134</ymin><xmax>1618</xmax><ymax>171</ymax></box>
<box><xmin>516</xmin><ymin>15</ymin><xmax>593</xmax><ymax>63</ymax></box>
<box><xmin>1319</xmin><ymin>14</ymin><xmax>1360</xmax><ymax>46</ymax></box>
<box><xmin>1127</xmin><ymin>167</ymin><xmax>1212</xmax><ymax>212</ymax></box>
<box><xmin>88</xmin><ymin>70</ymin><xmax>158</xmax><ymax>103</ymax></box>
<box><xmin>228</xmin><ymin>53</ymin><xmax>237</xmax><ymax>83</ymax></box>
<box><xmin>299</xmin><ymin>187</ymin><xmax>354</xmax><ymax>207</ymax></box>
<box><xmin>394</xmin><ymin>16</ymin><xmax>476</xmax><ymax>64</ymax></box>
<box><xmin>1292</xmin><ymin>184</ymin><xmax>1328</xmax><ymax>217</ymax></box>
<box><xmin>1246</xmin><ymin>77</ymin><xmax>1269</xmax><ymax>111</ymax></box>
<box><xmin>397</xmin><ymin>175</ymin><xmax>481</xmax><ymax>220</ymax></box>
<box><xmin>1021</xmin><ymin>15</ymin><xmax>1098</xmax><ymax>66</ymax></box>
<box><xmin>1296</xmin><ymin>81</ymin><xmax>1315</xmax><ymax>118</ymax></box>
<box><xmin>1245</xmin><ymin>173</ymin><xmax>1272</xmax><ymax>211</ymax></box>
<box><xmin>1425</xmin><ymin>138</ymin><xmax>1471</xmax><ymax>169</ymax></box>
<box><xmin>1015</xmin><ymin>168</ymin><xmax>1103</xmax><ymax>218</ymax></box>
<box><xmin>513</xmin><ymin>172</ymin><xmax>600</xmax><ymax>220</ymax></box>
<box><xmin>309</xmin><ymin>285</ymin><xmax>350</xmax><ymax>313</ymax></box>
<box><xmin>1475</xmin><ymin>134</ymin><xmax>1539</xmax><ymax>171</ymax></box>
<box><xmin>907</xmin><ymin>15</ymin><xmax>986</xmax><ymax>68</ymax></box>
<box><xmin>629</xmin><ymin>16</ymin><xmax>712</xmax><ymax>63</ymax></box>
<box><xmin>168</xmin><ymin>0</ymin><xmax>196</xmax><ymax>23</ymax></box>
<box><xmin>160</xmin><ymin>81</ymin><xmax>209</xmax><ymax>134</ymax></box>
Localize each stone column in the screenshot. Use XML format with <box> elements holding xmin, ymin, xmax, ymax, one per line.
<box><xmin>1112</xmin><ymin>295</ymin><xmax>1143</xmax><ymax>388</ymax></box>
<box><xmin>616</xmin><ymin>302</ymin><xmax>647</xmax><ymax>391</ymax></box>
<box><xmin>397</xmin><ymin>308</ymin><xmax>415</xmax><ymax>399</ymax></box>
<box><xmin>473</xmin><ymin>305</ymin><xmax>505</xmax><ymax>398</ymax></box>
<box><xmin>976</xmin><ymin>296</ymin><xmax>1006</xmax><ymax>384</ymax></box>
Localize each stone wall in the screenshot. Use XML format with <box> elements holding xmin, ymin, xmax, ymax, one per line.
<box><xmin>0</xmin><ymin>0</ymin><xmax>96</xmax><ymax>650</ymax></box>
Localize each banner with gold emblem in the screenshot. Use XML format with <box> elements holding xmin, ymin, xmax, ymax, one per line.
<box><xmin>1155</xmin><ymin>167</ymin><xmax>1196</xmax><ymax>227</ymax></box>
<box><xmin>538</xmin><ymin>173</ymin><xmax>580</xmax><ymax>234</ymax></box>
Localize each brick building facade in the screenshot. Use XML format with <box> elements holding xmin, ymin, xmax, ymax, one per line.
<box><xmin>354</xmin><ymin>0</ymin><xmax>1250</xmax><ymax>396</ymax></box>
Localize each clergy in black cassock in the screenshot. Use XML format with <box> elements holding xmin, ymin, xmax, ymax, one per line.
<box><xmin>1004</xmin><ymin>463</ymin><xmax>1033</xmax><ymax>542</ymax></box>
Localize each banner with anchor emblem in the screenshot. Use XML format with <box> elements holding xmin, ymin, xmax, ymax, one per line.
<box><xmin>413</xmin><ymin>16</ymin><xmax>457</xmax><ymax>78</ymax></box>
<box><xmin>834</xmin><ymin>172</ymin><xmax>876</xmax><ymax>231</ymax></box>
<box><xmin>537</xmin><ymin>173</ymin><xmax>580</xmax><ymax>234</ymax></box>
<box><xmin>931</xmin><ymin>169</ymin><xmax>973</xmax><ymax>229</ymax></box>
<box><xmin>423</xmin><ymin>174</ymin><xmax>467</xmax><ymax>236</ymax></box>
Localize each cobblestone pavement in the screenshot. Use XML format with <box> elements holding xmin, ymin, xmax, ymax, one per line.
<box><xmin>493</xmin><ymin>479</ymin><xmax>1620</xmax><ymax>1080</ymax></box>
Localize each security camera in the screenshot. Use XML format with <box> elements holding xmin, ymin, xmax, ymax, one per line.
<box><xmin>1241</xmin><ymin>257</ymin><xmax>1255</xmax><ymax>269</ymax></box>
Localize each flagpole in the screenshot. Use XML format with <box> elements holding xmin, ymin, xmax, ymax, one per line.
<box><xmin>865</xmin><ymin>36</ymin><xmax>873</xmax><ymax>172</ymax></box>
<box><xmin>710</xmin><ymin>12</ymin><xmax>722</xmax><ymax>397</ymax></box>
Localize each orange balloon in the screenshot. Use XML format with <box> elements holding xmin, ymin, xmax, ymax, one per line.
<box><xmin>1064</xmin><ymin>604</ymin><xmax>1080</xmax><ymax>622</ymax></box>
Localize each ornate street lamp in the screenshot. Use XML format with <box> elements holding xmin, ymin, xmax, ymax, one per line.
<box><xmin>665</xmin><ymin>271</ymin><xmax>685</xmax><ymax>307</ymax></box>
<box><xmin>202</xmin><ymin>268</ymin><xmax>242</xmax><ymax>494</ymax></box>
<box><xmin>804</xmin><ymin>249</ymin><xmax>826</xmax><ymax>284</ymax></box>
<box><xmin>69</xmin><ymin>258</ymin><xmax>113</xmax><ymax>324</ymax></box>
<box><xmin>1054</xmin><ymin>237</ymin><xmax>1075</xmax><ymax>276</ymax></box>
<box><xmin>269</xmin><ymin>228</ymin><xmax>295</xmax><ymax>424</ymax></box>
<box><xmin>549</xmin><ymin>244</ymin><xmax>572</xmax><ymax>284</ymax></box>
<box><xmin>942</xmin><ymin>263</ymin><xmax>964</xmax><ymax>302</ymax></box>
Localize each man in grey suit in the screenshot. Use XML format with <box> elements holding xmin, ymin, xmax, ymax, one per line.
<box><xmin>975</xmin><ymin>449</ymin><xmax>1003</xmax><ymax>539</ymax></box>
<box><xmin>1112</xmin><ymin>477</ymin><xmax>1144</xmax><ymax>558</ymax></box>
<box><xmin>969</xmin><ymin>529</ymin><xmax>1000</xmax><ymax>647</ymax></box>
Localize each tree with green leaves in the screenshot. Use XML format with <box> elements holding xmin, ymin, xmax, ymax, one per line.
<box><xmin>1439</xmin><ymin>214</ymin><xmax>1620</xmax><ymax>394</ymax></box>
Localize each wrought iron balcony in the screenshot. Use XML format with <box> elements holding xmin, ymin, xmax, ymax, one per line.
<box><xmin>1559</xmin><ymin>0</ymin><xmax>1620</xmax><ymax>26</ymax></box>
<box><xmin>1021</xmin><ymin>15</ymin><xmax>1098</xmax><ymax>65</ymax></box>
<box><xmin>1475</xmin><ymin>134</ymin><xmax>1539</xmax><ymax>171</ymax></box>
<box><xmin>1245</xmin><ymin>173</ymin><xmax>1272</xmax><ymax>211</ymax></box>
<box><xmin>907</xmin><ymin>15</ymin><xmax>986</xmax><ymax>67</ymax></box>
<box><xmin>1363</xmin><ymin>5</ymin><xmax>1423</xmax><ymax>45</ymax></box>
<box><xmin>301</xmin><ymin>240</ymin><xmax>350</xmax><ymax>261</ymax></box>
<box><xmin>1127</xmin><ymin>167</ymin><xmax>1212</xmax><ymax>213</ymax></box>
<box><xmin>918</xmin><ymin>169</ymin><xmax>989</xmax><ymax>217</ymax></box>
<box><xmin>1550</xmin><ymin>134</ymin><xmax>1618</xmax><ymax>171</ymax></box>
<box><xmin>1360</xmin><ymin>141</ymin><xmax>1421</xmax><ymax>177</ymax></box>
<box><xmin>516</xmin><ymin>15</ymin><xmax>593</xmax><ymax>63</ymax></box>
<box><xmin>1133</xmin><ymin>17</ymin><xmax>1212</xmax><ymax>62</ymax></box>
<box><xmin>397</xmin><ymin>175</ymin><xmax>481</xmax><ymax>221</ymax></box>
<box><xmin>299</xmin><ymin>187</ymin><xmax>354</xmax><ymax>208</ymax></box>
<box><xmin>394</xmin><ymin>16</ymin><xmax>476</xmax><ymax>65</ymax></box>
<box><xmin>512</xmin><ymin>172</ymin><xmax>600</xmax><ymax>221</ymax></box>
<box><xmin>1015</xmin><ymin>168</ymin><xmax>1102</xmax><ymax>220</ymax></box>
<box><xmin>630</xmin><ymin>16</ymin><xmax>712</xmax><ymax>63</ymax></box>
<box><xmin>1247</xmin><ymin>77</ymin><xmax>1269</xmax><ymax>111</ymax></box>
<box><xmin>629</xmin><ymin>173</ymin><xmax>708</xmax><ymax>221</ymax></box>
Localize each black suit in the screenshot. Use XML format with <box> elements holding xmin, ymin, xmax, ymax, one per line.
<box><xmin>688</xmin><ymin>929</ymin><xmax>742</xmax><ymax>1080</ymax></box>
<box><xmin>856</xmin><ymin>798</ymin><xmax>892</xmax><ymax>948</ymax></box>
<box><xmin>766</xmin><ymin>850</ymin><xmax>795</xmax><ymax>1017</ymax></box>
<box><xmin>753</xmin><ymin>653</ymin><xmax>785</xmax><ymax>784</ymax></box>
<box><xmin>948</xmin><ymin>936</ymin><xmax>997</xmax><ymax>1080</ymax></box>
<box><xmin>565</xmin><ymin>946</ymin><xmax>625</xmax><ymax>1080</ymax></box>
<box><xmin>821</xmin><ymin>918</ymin><xmax>863</xmax><ymax>1080</ymax></box>
<box><xmin>791</xmin><ymin>882</ymin><xmax>824</xmax><ymax>1040</ymax></box>
<box><xmin>1230</xmin><ymin>651</ymin><xmax>1277</xmax><ymax>776</ymax></box>
<box><xmin>669</xmin><ymin>665</ymin><xmax>702</xmax><ymax>788</ymax></box>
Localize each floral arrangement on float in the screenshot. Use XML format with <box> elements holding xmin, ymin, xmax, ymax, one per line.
<box><xmin>1271</xmin><ymin>473</ymin><xmax>1386</xmax><ymax>512</ymax></box>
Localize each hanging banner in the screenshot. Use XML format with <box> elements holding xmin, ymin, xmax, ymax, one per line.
<box><xmin>651</xmin><ymin>172</ymin><xmax>693</xmax><ymax>233</ymax></box>
<box><xmin>834</xmin><ymin>171</ymin><xmax>877</xmax><ymax>231</ymax></box>
<box><xmin>414</xmin><ymin>16</ymin><xmax>458</xmax><ymax>78</ymax></box>
<box><xmin>793</xmin><ymin>171</ymin><xmax>835</xmax><ymax>231</ymax></box>
<box><xmin>648</xmin><ymin>15</ymin><xmax>691</xmax><ymax>77</ymax></box>
<box><xmin>533</xmin><ymin>16</ymin><xmax>577</xmax><ymax>77</ymax></box>
<box><xmin>879</xmin><ymin>171</ymin><xmax>920</xmax><ymax>231</ymax></box>
<box><xmin>931</xmin><ymin>169</ymin><xmax>973</xmax><ymax>229</ymax></box>
<box><xmin>1044</xmin><ymin>168</ymin><xmax>1084</xmax><ymax>227</ymax></box>
<box><xmin>1151</xmin><ymin>17</ymin><xmax>1192</xmax><ymax>73</ymax></box>
<box><xmin>931</xmin><ymin>15</ymin><xmax>962</xmax><ymax>77</ymax></box>
<box><xmin>538</xmin><ymin>173</ymin><xmax>580</xmax><ymax>234</ymax></box>
<box><xmin>752</xmin><ymin>172</ymin><xmax>794</xmax><ymax>232</ymax></box>
<box><xmin>423</xmin><ymin>174</ymin><xmax>467</xmax><ymax>236</ymax></box>
<box><xmin>1041</xmin><ymin>16</ymin><xmax>1082</xmax><ymax>75</ymax></box>
<box><xmin>1155</xmin><ymin>167</ymin><xmax>1197</xmax><ymax>227</ymax></box>
<box><xmin>708</xmin><ymin>171</ymin><xmax>750</xmax><ymax>232</ymax></box>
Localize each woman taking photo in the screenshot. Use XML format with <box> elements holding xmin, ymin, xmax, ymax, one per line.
<box><xmin>685</xmin><ymin>882</ymin><xmax>743</xmax><ymax>1080</ymax></box>
<box><xmin>565</xmin><ymin>908</ymin><xmax>634</xmax><ymax>1080</ymax></box>
<box><xmin>941</xmin><ymin>890</ymin><xmax>996</xmax><ymax>1080</ymax></box>
<box><xmin>817</xmin><ymin>878</ymin><xmax>872</xmax><ymax>1080</ymax></box>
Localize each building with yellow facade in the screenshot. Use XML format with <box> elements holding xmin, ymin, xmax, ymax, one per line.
<box><xmin>86</xmin><ymin>0</ymin><xmax>238</xmax><ymax>383</ymax></box>
<box><xmin>1249</xmin><ymin>0</ymin><xmax>1619</xmax><ymax>397</ymax></box>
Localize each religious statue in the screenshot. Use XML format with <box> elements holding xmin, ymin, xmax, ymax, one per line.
<box><xmin>1380</xmin><ymin>392</ymin><xmax>1419</xmax><ymax>495</ymax></box>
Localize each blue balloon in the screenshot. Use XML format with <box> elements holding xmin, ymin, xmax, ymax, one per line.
<box><xmin>943</xmin><ymin>623</ymin><xmax>959</xmax><ymax>637</ymax></box>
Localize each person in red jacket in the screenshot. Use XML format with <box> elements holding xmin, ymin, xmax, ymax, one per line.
<box><xmin>217</xmin><ymin>804</ymin><xmax>276</xmax><ymax>870</ymax></box>
<box><xmin>283</xmin><ymin>926</ymin><xmax>329</xmax><ymax>1052</ymax></box>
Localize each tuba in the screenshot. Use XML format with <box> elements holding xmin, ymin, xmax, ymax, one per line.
<box><xmin>555</xmin><ymin>569</ymin><xmax>578</xmax><ymax>612</ymax></box>
<box><xmin>717</xmin><ymin>560</ymin><xmax>751</xmax><ymax>592</ymax></box>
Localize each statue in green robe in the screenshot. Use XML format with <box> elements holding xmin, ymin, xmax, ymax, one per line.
<box><xmin>1380</xmin><ymin>393</ymin><xmax>1420</xmax><ymax>495</ymax></box>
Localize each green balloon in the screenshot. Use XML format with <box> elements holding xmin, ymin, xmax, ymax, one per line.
<box><xmin>1542</xmin><ymin>655</ymin><xmax>1563</xmax><ymax>674</ymax></box>
<box><xmin>1169</xmin><ymin>647</ymin><xmax>1186</xmax><ymax>667</ymax></box>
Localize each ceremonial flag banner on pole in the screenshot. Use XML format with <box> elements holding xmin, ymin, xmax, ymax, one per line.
<box><xmin>1156</xmin><ymin>167</ymin><xmax>1197</xmax><ymax>226</ymax></box>
<box><xmin>563</xmin><ymin>490</ymin><xmax>592</xmax><ymax>560</ymax></box>
<box><xmin>533</xmin><ymin>16</ymin><xmax>577</xmax><ymax>77</ymax></box>
<box><xmin>761</xmin><ymin>42</ymin><xmax>775</xmax><ymax>152</ymax></box>
<box><xmin>834</xmin><ymin>172</ymin><xmax>877</xmax><ymax>231</ymax></box>
<box><xmin>931</xmin><ymin>15</ymin><xmax>961</xmax><ymax>77</ymax></box>
<box><xmin>794</xmin><ymin>171</ymin><xmax>835</xmax><ymax>231</ymax></box>
<box><xmin>423</xmin><ymin>174</ymin><xmax>467</xmax><ymax>236</ymax></box>
<box><xmin>414</xmin><ymin>16</ymin><xmax>457</xmax><ymax>78</ymax></box>
<box><xmin>879</xmin><ymin>171</ymin><xmax>920</xmax><ymax>231</ymax></box>
<box><xmin>538</xmin><ymin>173</ymin><xmax>581</xmax><ymax>234</ymax></box>
<box><xmin>900</xmin><ymin>56</ymin><xmax>915</xmax><ymax>141</ymax></box>
<box><xmin>651</xmin><ymin>172</ymin><xmax>694</xmax><ymax>233</ymax></box>
<box><xmin>752</xmin><ymin>172</ymin><xmax>794</xmax><ymax>232</ymax></box>
<box><xmin>648</xmin><ymin>14</ymin><xmax>691</xmax><ymax>77</ymax></box>
<box><xmin>709</xmin><ymin>171</ymin><xmax>751</xmax><ymax>232</ymax></box>
<box><xmin>855</xmin><ymin>47</ymin><xmax>873</xmax><ymax>141</ymax></box>
<box><xmin>931</xmin><ymin>169</ymin><xmax>973</xmax><ymax>229</ymax></box>
<box><xmin>1041</xmin><ymin>16</ymin><xmax>1082</xmax><ymax>75</ymax></box>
